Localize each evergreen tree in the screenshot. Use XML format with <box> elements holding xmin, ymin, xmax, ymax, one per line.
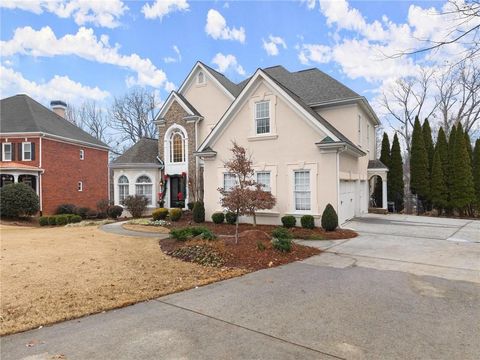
<box><xmin>430</xmin><ymin>145</ymin><xmax>448</xmax><ymax>214</ymax></box>
<box><xmin>378</xmin><ymin>133</ymin><xmax>391</xmax><ymax>205</ymax></box>
<box><xmin>389</xmin><ymin>133</ymin><xmax>405</xmax><ymax>212</ymax></box>
<box><xmin>410</xmin><ymin>116</ymin><xmax>430</xmax><ymax>212</ymax></box>
<box><xmin>464</xmin><ymin>130</ymin><xmax>473</xmax><ymax>162</ymax></box>
<box><xmin>446</xmin><ymin>126</ymin><xmax>457</xmax><ymax>213</ymax></box>
<box><xmin>472</xmin><ymin>139</ymin><xmax>480</xmax><ymax>209</ymax></box>
<box><xmin>436</xmin><ymin>127</ymin><xmax>449</xmax><ymax>187</ymax></box>
<box><xmin>450</xmin><ymin>123</ymin><xmax>475</xmax><ymax>214</ymax></box>
<box><xmin>422</xmin><ymin>119</ymin><xmax>434</xmax><ymax>175</ymax></box>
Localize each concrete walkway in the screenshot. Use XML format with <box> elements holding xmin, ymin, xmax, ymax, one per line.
<box><xmin>2</xmin><ymin>214</ymin><xmax>479</xmax><ymax>360</ymax></box>
<box><xmin>101</xmin><ymin>221</ymin><xmax>169</xmax><ymax>239</ymax></box>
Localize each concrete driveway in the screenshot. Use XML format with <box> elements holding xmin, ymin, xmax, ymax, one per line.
<box><xmin>2</xmin><ymin>214</ymin><xmax>479</xmax><ymax>360</ymax></box>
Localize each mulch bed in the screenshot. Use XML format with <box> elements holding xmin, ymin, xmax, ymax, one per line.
<box><xmin>160</xmin><ymin>229</ymin><xmax>321</xmax><ymax>271</ymax></box>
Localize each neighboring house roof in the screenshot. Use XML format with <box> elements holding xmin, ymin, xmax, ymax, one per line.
<box><xmin>110</xmin><ymin>138</ymin><xmax>160</xmax><ymax>166</ymax></box>
<box><xmin>368</xmin><ymin>159</ymin><xmax>389</xmax><ymax>169</ymax></box>
<box><xmin>0</xmin><ymin>94</ymin><xmax>108</xmax><ymax>149</ymax></box>
<box><xmin>200</xmin><ymin>62</ymin><xmax>242</xmax><ymax>97</ymax></box>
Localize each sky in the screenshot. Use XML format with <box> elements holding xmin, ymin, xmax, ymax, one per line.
<box><xmin>0</xmin><ymin>0</ymin><xmax>477</xmax><ymax>137</ymax></box>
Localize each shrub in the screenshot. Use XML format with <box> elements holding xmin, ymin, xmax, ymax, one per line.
<box><xmin>281</xmin><ymin>215</ymin><xmax>296</xmax><ymax>228</ymax></box>
<box><xmin>321</xmin><ymin>203</ymin><xmax>338</xmax><ymax>232</ymax></box>
<box><xmin>96</xmin><ymin>212</ymin><xmax>108</xmax><ymax>219</ymax></box>
<box><xmin>68</xmin><ymin>214</ymin><xmax>82</xmax><ymax>223</ymax></box>
<box><xmin>271</xmin><ymin>227</ymin><xmax>292</xmax><ymax>240</ymax></box>
<box><xmin>192</xmin><ymin>201</ymin><xmax>205</xmax><ymax>223</ymax></box>
<box><xmin>123</xmin><ymin>195</ymin><xmax>149</xmax><ymax>218</ymax></box>
<box><xmin>169</xmin><ymin>208</ymin><xmax>182</xmax><ymax>222</ymax></box>
<box><xmin>152</xmin><ymin>208</ymin><xmax>169</xmax><ymax>220</ymax></box>
<box><xmin>211</xmin><ymin>212</ymin><xmax>225</xmax><ymax>224</ymax></box>
<box><xmin>170</xmin><ymin>228</ymin><xmax>191</xmax><ymax>241</ymax></box>
<box><xmin>96</xmin><ymin>199</ymin><xmax>110</xmax><ymax>213</ymax></box>
<box><xmin>55</xmin><ymin>214</ymin><xmax>69</xmax><ymax>226</ymax></box>
<box><xmin>272</xmin><ymin>237</ymin><xmax>292</xmax><ymax>252</ymax></box>
<box><xmin>0</xmin><ymin>183</ymin><xmax>39</xmax><ymax>218</ymax></box>
<box><xmin>225</xmin><ymin>211</ymin><xmax>237</xmax><ymax>225</ymax></box>
<box><xmin>107</xmin><ymin>205</ymin><xmax>123</xmax><ymax>219</ymax></box>
<box><xmin>257</xmin><ymin>241</ymin><xmax>266</xmax><ymax>251</ymax></box>
<box><xmin>74</xmin><ymin>207</ymin><xmax>90</xmax><ymax>219</ymax></box>
<box><xmin>170</xmin><ymin>226</ymin><xmax>216</xmax><ymax>241</ymax></box>
<box><xmin>86</xmin><ymin>210</ymin><xmax>98</xmax><ymax>219</ymax></box>
<box><xmin>39</xmin><ymin>216</ymin><xmax>49</xmax><ymax>226</ymax></box>
<box><xmin>55</xmin><ymin>203</ymin><xmax>76</xmax><ymax>215</ymax></box>
<box><xmin>187</xmin><ymin>202</ymin><xmax>195</xmax><ymax>211</ymax></box>
<box><xmin>48</xmin><ymin>216</ymin><xmax>57</xmax><ymax>225</ymax></box>
<box><xmin>301</xmin><ymin>215</ymin><xmax>315</xmax><ymax>229</ymax></box>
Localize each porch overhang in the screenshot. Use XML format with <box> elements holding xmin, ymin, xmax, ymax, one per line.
<box><xmin>193</xmin><ymin>147</ymin><xmax>217</xmax><ymax>159</ymax></box>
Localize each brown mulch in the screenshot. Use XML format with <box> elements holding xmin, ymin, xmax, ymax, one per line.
<box><xmin>160</xmin><ymin>229</ymin><xmax>321</xmax><ymax>271</ymax></box>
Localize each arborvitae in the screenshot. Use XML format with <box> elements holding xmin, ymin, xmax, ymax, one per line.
<box><xmin>430</xmin><ymin>145</ymin><xmax>448</xmax><ymax>214</ymax></box>
<box><xmin>389</xmin><ymin>133</ymin><xmax>405</xmax><ymax>212</ymax></box>
<box><xmin>436</xmin><ymin>127</ymin><xmax>449</xmax><ymax>187</ymax></box>
<box><xmin>472</xmin><ymin>139</ymin><xmax>480</xmax><ymax>208</ymax></box>
<box><xmin>446</xmin><ymin>126</ymin><xmax>457</xmax><ymax>212</ymax></box>
<box><xmin>379</xmin><ymin>133</ymin><xmax>391</xmax><ymax>205</ymax></box>
<box><xmin>410</xmin><ymin>116</ymin><xmax>430</xmax><ymax>211</ymax></box>
<box><xmin>464</xmin><ymin>130</ymin><xmax>473</xmax><ymax>162</ymax></box>
<box><xmin>450</xmin><ymin>123</ymin><xmax>475</xmax><ymax>214</ymax></box>
<box><xmin>422</xmin><ymin>119</ymin><xmax>434</xmax><ymax>175</ymax></box>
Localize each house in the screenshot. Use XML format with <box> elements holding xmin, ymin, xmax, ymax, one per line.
<box><xmin>0</xmin><ymin>94</ymin><xmax>109</xmax><ymax>215</ymax></box>
<box><xmin>112</xmin><ymin>62</ymin><xmax>387</xmax><ymax>225</ymax></box>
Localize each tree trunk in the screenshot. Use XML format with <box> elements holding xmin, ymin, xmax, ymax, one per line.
<box><xmin>252</xmin><ymin>212</ymin><xmax>257</xmax><ymax>227</ymax></box>
<box><xmin>235</xmin><ymin>211</ymin><xmax>239</xmax><ymax>244</ymax></box>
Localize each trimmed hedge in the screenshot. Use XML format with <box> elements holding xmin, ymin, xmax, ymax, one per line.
<box><xmin>39</xmin><ymin>214</ymin><xmax>82</xmax><ymax>226</ymax></box>
<box><xmin>0</xmin><ymin>183</ymin><xmax>39</xmax><ymax>218</ymax></box>
<box><xmin>192</xmin><ymin>201</ymin><xmax>205</xmax><ymax>223</ymax></box>
<box><xmin>281</xmin><ymin>215</ymin><xmax>296</xmax><ymax>228</ymax></box>
<box><xmin>55</xmin><ymin>203</ymin><xmax>76</xmax><ymax>215</ymax></box>
<box><xmin>152</xmin><ymin>208</ymin><xmax>168</xmax><ymax>220</ymax></box>
<box><xmin>211</xmin><ymin>212</ymin><xmax>225</xmax><ymax>224</ymax></box>
<box><xmin>321</xmin><ymin>203</ymin><xmax>338</xmax><ymax>231</ymax></box>
<box><xmin>39</xmin><ymin>216</ymin><xmax>49</xmax><ymax>226</ymax></box>
<box><xmin>107</xmin><ymin>205</ymin><xmax>123</xmax><ymax>219</ymax></box>
<box><xmin>169</xmin><ymin>208</ymin><xmax>182</xmax><ymax>222</ymax></box>
<box><xmin>225</xmin><ymin>211</ymin><xmax>237</xmax><ymax>225</ymax></box>
<box><xmin>300</xmin><ymin>215</ymin><xmax>315</xmax><ymax>229</ymax></box>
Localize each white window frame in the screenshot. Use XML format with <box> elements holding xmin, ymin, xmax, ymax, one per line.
<box><xmin>77</xmin><ymin>181</ymin><xmax>83</xmax><ymax>192</ymax></box>
<box><xmin>22</xmin><ymin>142</ymin><xmax>32</xmax><ymax>161</ymax></box>
<box><xmin>197</xmin><ymin>71</ymin><xmax>205</xmax><ymax>85</ymax></box>
<box><xmin>2</xmin><ymin>143</ymin><xmax>12</xmax><ymax>162</ymax></box>
<box><xmin>118</xmin><ymin>175</ymin><xmax>129</xmax><ymax>204</ymax></box>
<box><xmin>80</xmin><ymin>149</ymin><xmax>85</xmax><ymax>160</ymax></box>
<box><xmin>170</xmin><ymin>132</ymin><xmax>185</xmax><ymax>163</ymax></box>
<box><xmin>294</xmin><ymin>170</ymin><xmax>311</xmax><ymax>211</ymax></box>
<box><xmin>135</xmin><ymin>175</ymin><xmax>153</xmax><ymax>206</ymax></box>
<box><xmin>255</xmin><ymin>101</ymin><xmax>271</xmax><ymax>135</ymax></box>
<box><xmin>223</xmin><ymin>173</ymin><xmax>237</xmax><ymax>192</ymax></box>
<box><xmin>256</xmin><ymin>171</ymin><xmax>271</xmax><ymax>192</ymax></box>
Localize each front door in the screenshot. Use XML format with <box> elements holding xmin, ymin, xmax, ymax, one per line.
<box><xmin>170</xmin><ymin>176</ymin><xmax>186</xmax><ymax>208</ymax></box>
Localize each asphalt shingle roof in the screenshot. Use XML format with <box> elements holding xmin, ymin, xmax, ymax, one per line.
<box><xmin>200</xmin><ymin>62</ymin><xmax>242</xmax><ymax>97</ymax></box>
<box><xmin>111</xmin><ymin>138</ymin><xmax>159</xmax><ymax>164</ymax></box>
<box><xmin>368</xmin><ymin>159</ymin><xmax>389</xmax><ymax>169</ymax></box>
<box><xmin>175</xmin><ymin>92</ymin><xmax>202</xmax><ymax>117</ymax></box>
<box><xmin>0</xmin><ymin>94</ymin><xmax>108</xmax><ymax>148</ymax></box>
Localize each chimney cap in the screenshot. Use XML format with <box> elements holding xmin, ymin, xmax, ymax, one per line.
<box><xmin>50</xmin><ymin>100</ymin><xmax>67</xmax><ymax>108</ymax></box>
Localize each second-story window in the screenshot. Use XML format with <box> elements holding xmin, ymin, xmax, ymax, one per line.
<box><xmin>197</xmin><ymin>71</ymin><xmax>205</xmax><ymax>84</ymax></box>
<box><xmin>2</xmin><ymin>143</ymin><xmax>12</xmax><ymax>161</ymax></box>
<box><xmin>22</xmin><ymin>142</ymin><xmax>32</xmax><ymax>161</ymax></box>
<box><xmin>80</xmin><ymin>149</ymin><xmax>85</xmax><ymax>160</ymax></box>
<box><xmin>77</xmin><ymin>181</ymin><xmax>83</xmax><ymax>192</ymax></box>
<box><xmin>255</xmin><ymin>101</ymin><xmax>270</xmax><ymax>134</ymax></box>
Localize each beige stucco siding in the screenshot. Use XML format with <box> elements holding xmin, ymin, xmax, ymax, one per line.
<box><xmin>202</xmin><ymin>80</ymin><xmax>339</xmax><ymax>226</ymax></box>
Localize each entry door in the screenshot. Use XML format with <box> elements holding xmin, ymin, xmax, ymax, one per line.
<box><xmin>170</xmin><ymin>176</ymin><xmax>186</xmax><ymax>208</ymax></box>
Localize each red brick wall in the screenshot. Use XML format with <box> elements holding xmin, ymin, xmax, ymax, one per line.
<box><xmin>0</xmin><ymin>137</ymin><xmax>40</xmax><ymax>166</ymax></box>
<box><xmin>41</xmin><ymin>138</ymin><xmax>108</xmax><ymax>214</ymax></box>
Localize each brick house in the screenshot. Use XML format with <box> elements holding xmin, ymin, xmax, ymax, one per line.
<box><xmin>0</xmin><ymin>94</ymin><xmax>109</xmax><ymax>215</ymax></box>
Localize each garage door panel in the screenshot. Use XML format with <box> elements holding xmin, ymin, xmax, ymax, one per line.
<box><xmin>339</xmin><ymin>181</ymin><xmax>355</xmax><ymax>224</ymax></box>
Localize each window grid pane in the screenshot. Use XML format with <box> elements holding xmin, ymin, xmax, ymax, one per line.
<box><xmin>294</xmin><ymin>171</ymin><xmax>311</xmax><ymax>211</ymax></box>
<box><xmin>172</xmin><ymin>134</ymin><xmax>183</xmax><ymax>163</ymax></box>
<box><xmin>4</xmin><ymin>144</ymin><xmax>12</xmax><ymax>160</ymax></box>
<box><xmin>23</xmin><ymin>143</ymin><xmax>31</xmax><ymax>160</ymax></box>
<box><xmin>119</xmin><ymin>184</ymin><xmax>129</xmax><ymax>203</ymax></box>
<box><xmin>223</xmin><ymin>173</ymin><xmax>237</xmax><ymax>191</ymax></box>
<box><xmin>256</xmin><ymin>171</ymin><xmax>271</xmax><ymax>192</ymax></box>
<box><xmin>255</xmin><ymin>101</ymin><xmax>270</xmax><ymax>134</ymax></box>
<box><xmin>136</xmin><ymin>184</ymin><xmax>152</xmax><ymax>205</ymax></box>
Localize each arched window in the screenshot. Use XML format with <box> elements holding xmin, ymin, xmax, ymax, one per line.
<box><xmin>171</xmin><ymin>132</ymin><xmax>184</xmax><ymax>163</ymax></box>
<box><xmin>118</xmin><ymin>175</ymin><xmax>129</xmax><ymax>204</ymax></box>
<box><xmin>198</xmin><ymin>71</ymin><xmax>205</xmax><ymax>84</ymax></box>
<box><xmin>136</xmin><ymin>175</ymin><xmax>153</xmax><ymax>205</ymax></box>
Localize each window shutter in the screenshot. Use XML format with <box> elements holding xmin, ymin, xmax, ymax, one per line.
<box><xmin>0</xmin><ymin>144</ymin><xmax>2</xmax><ymax>161</ymax></box>
<box><xmin>11</xmin><ymin>144</ymin><xmax>15</xmax><ymax>161</ymax></box>
<box><xmin>31</xmin><ymin>143</ymin><xmax>36</xmax><ymax>160</ymax></box>
<box><xmin>18</xmin><ymin>143</ymin><xmax>23</xmax><ymax>161</ymax></box>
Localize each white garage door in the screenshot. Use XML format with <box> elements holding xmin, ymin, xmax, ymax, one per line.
<box><xmin>339</xmin><ymin>180</ymin><xmax>355</xmax><ymax>224</ymax></box>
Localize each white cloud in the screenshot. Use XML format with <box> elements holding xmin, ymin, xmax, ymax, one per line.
<box><xmin>298</xmin><ymin>44</ymin><xmax>331</xmax><ymax>64</ymax></box>
<box><xmin>262</xmin><ymin>35</ymin><xmax>287</xmax><ymax>56</ymax></box>
<box><xmin>211</xmin><ymin>53</ymin><xmax>245</xmax><ymax>76</ymax></box>
<box><xmin>1</xmin><ymin>26</ymin><xmax>170</xmax><ymax>89</ymax></box>
<box><xmin>205</xmin><ymin>9</ymin><xmax>246</xmax><ymax>43</ymax></box>
<box><xmin>164</xmin><ymin>45</ymin><xmax>182</xmax><ymax>63</ymax></box>
<box><xmin>301</xmin><ymin>0</ymin><xmax>317</xmax><ymax>10</ymax></box>
<box><xmin>0</xmin><ymin>65</ymin><xmax>110</xmax><ymax>104</ymax></box>
<box><xmin>0</xmin><ymin>0</ymin><xmax>127</xmax><ymax>28</ymax></box>
<box><xmin>142</xmin><ymin>0</ymin><xmax>189</xmax><ymax>20</ymax></box>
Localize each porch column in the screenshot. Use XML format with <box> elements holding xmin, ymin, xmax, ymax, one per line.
<box><xmin>382</xmin><ymin>178</ymin><xmax>388</xmax><ymax>209</ymax></box>
<box><xmin>13</xmin><ymin>174</ymin><xmax>18</xmax><ymax>183</ymax></box>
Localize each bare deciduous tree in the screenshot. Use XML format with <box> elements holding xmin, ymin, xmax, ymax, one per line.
<box><xmin>66</xmin><ymin>101</ymin><xmax>109</xmax><ymax>144</ymax></box>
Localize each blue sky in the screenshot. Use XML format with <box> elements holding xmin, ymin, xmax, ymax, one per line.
<box><xmin>0</xmin><ymin>0</ymin><xmax>468</xmax><ymax>119</ymax></box>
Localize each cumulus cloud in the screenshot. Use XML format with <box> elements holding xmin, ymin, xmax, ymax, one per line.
<box><xmin>0</xmin><ymin>0</ymin><xmax>127</xmax><ymax>28</ymax></box>
<box><xmin>205</xmin><ymin>9</ymin><xmax>246</xmax><ymax>43</ymax></box>
<box><xmin>262</xmin><ymin>35</ymin><xmax>287</xmax><ymax>56</ymax></box>
<box><xmin>142</xmin><ymin>0</ymin><xmax>189</xmax><ymax>20</ymax></box>
<box><xmin>301</xmin><ymin>0</ymin><xmax>317</xmax><ymax>10</ymax></box>
<box><xmin>164</xmin><ymin>45</ymin><xmax>182</xmax><ymax>63</ymax></box>
<box><xmin>211</xmin><ymin>53</ymin><xmax>245</xmax><ymax>76</ymax></box>
<box><xmin>298</xmin><ymin>43</ymin><xmax>331</xmax><ymax>64</ymax></box>
<box><xmin>0</xmin><ymin>65</ymin><xmax>110</xmax><ymax>104</ymax></box>
<box><xmin>0</xmin><ymin>26</ymin><xmax>170</xmax><ymax>89</ymax></box>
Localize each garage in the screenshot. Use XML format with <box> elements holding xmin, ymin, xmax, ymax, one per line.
<box><xmin>339</xmin><ymin>180</ymin><xmax>356</xmax><ymax>224</ymax></box>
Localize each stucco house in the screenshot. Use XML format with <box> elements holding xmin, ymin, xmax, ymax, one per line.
<box><xmin>0</xmin><ymin>94</ymin><xmax>109</xmax><ymax>215</ymax></box>
<box><xmin>111</xmin><ymin>62</ymin><xmax>387</xmax><ymax>225</ymax></box>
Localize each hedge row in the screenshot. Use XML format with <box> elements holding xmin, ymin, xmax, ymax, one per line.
<box><xmin>39</xmin><ymin>214</ymin><xmax>82</xmax><ymax>226</ymax></box>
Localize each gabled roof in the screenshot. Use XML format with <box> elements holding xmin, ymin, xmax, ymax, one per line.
<box><xmin>0</xmin><ymin>94</ymin><xmax>108</xmax><ymax>149</ymax></box>
<box><xmin>155</xmin><ymin>91</ymin><xmax>202</xmax><ymax>122</ymax></box>
<box><xmin>199</xmin><ymin>62</ymin><xmax>242</xmax><ymax>97</ymax></box>
<box><xmin>368</xmin><ymin>159</ymin><xmax>389</xmax><ymax>170</ymax></box>
<box><xmin>175</xmin><ymin>92</ymin><xmax>202</xmax><ymax>116</ymax></box>
<box><xmin>111</xmin><ymin>138</ymin><xmax>160</xmax><ymax>166</ymax></box>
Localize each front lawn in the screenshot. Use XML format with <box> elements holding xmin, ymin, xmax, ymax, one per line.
<box><xmin>0</xmin><ymin>224</ymin><xmax>244</xmax><ymax>336</ymax></box>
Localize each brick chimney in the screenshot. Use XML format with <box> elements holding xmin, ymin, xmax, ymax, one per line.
<box><xmin>50</xmin><ymin>100</ymin><xmax>67</xmax><ymax>119</ymax></box>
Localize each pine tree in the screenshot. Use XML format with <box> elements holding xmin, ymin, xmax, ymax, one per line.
<box><xmin>464</xmin><ymin>130</ymin><xmax>473</xmax><ymax>162</ymax></box>
<box><xmin>450</xmin><ymin>123</ymin><xmax>475</xmax><ymax>214</ymax></box>
<box><xmin>389</xmin><ymin>133</ymin><xmax>405</xmax><ymax>212</ymax></box>
<box><xmin>436</xmin><ymin>127</ymin><xmax>449</xmax><ymax>187</ymax></box>
<box><xmin>410</xmin><ymin>116</ymin><xmax>430</xmax><ymax>212</ymax></box>
<box><xmin>378</xmin><ymin>133</ymin><xmax>391</xmax><ymax>205</ymax></box>
<box><xmin>430</xmin><ymin>145</ymin><xmax>448</xmax><ymax>215</ymax></box>
<box><xmin>446</xmin><ymin>126</ymin><xmax>457</xmax><ymax>213</ymax></box>
<box><xmin>422</xmin><ymin>119</ymin><xmax>434</xmax><ymax>175</ymax></box>
<box><xmin>472</xmin><ymin>139</ymin><xmax>480</xmax><ymax>209</ymax></box>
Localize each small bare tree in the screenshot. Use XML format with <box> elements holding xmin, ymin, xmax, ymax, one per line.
<box><xmin>245</xmin><ymin>184</ymin><xmax>276</xmax><ymax>227</ymax></box>
<box><xmin>109</xmin><ymin>87</ymin><xmax>159</xmax><ymax>144</ymax></box>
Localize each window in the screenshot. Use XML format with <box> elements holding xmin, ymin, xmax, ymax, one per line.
<box><xmin>223</xmin><ymin>173</ymin><xmax>237</xmax><ymax>192</ymax></box>
<box><xmin>255</xmin><ymin>101</ymin><xmax>270</xmax><ymax>134</ymax></box>
<box><xmin>294</xmin><ymin>170</ymin><xmax>311</xmax><ymax>211</ymax></box>
<box><xmin>118</xmin><ymin>175</ymin><xmax>129</xmax><ymax>204</ymax></box>
<box><xmin>136</xmin><ymin>175</ymin><xmax>153</xmax><ymax>205</ymax></box>
<box><xmin>80</xmin><ymin>149</ymin><xmax>85</xmax><ymax>160</ymax></box>
<box><xmin>77</xmin><ymin>181</ymin><xmax>83</xmax><ymax>192</ymax></box>
<box><xmin>256</xmin><ymin>171</ymin><xmax>271</xmax><ymax>192</ymax></box>
<box><xmin>171</xmin><ymin>132</ymin><xmax>184</xmax><ymax>163</ymax></box>
<box><xmin>22</xmin><ymin>142</ymin><xmax>32</xmax><ymax>161</ymax></box>
<box><xmin>2</xmin><ymin>143</ymin><xmax>12</xmax><ymax>161</ymax></box>
<box><xmin>197</xmin><ymin>71</ymin><xmax>205</xmax><ymax>84</ymax></box>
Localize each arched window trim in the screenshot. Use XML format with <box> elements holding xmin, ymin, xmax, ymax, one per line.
<box><xmin>135</xmin><ymin>175</ymin><xmax>153</xmax><ymax>205</ymax></box>
<box><xmin>164</xmin><ymin>124</ymin><xmax>188</xmax><ymax>164</ymax></box>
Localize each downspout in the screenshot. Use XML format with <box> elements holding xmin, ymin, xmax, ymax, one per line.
<box><xmin>39</xmin><ymin>134</ymin><xmax>44</xmax><ymax>214</ymax></box>
<box><xmin>336</xmin><ymin>144</ymin><xmax>348</xmax><ymax>216</ymax></box>
<box><xmin>194</xmin><ymin>119</ymin><xmax>199</xmax><ymax>202</ymax></box>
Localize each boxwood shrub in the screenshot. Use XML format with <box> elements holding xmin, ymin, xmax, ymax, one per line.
<box><xmin>39</xmin><ymin>216</ymin><xmax>49</xmax><ymax>226</ymax></box>
<box><xmin>152</xmin><ymin>208</ymin><xmax>168</xmax><ymax>220</ymax></box>
<box><xmin>300</xmin><ymin>215</ymin><xmax>315</xmax><ymax>229</ymax></box>
<box><xmin>281</xmin><ymin>215</ymin><xmax>296</xmax><ymax>228</ymax></box>
<box><xmin>211</xmin><ymin>212</ymin><xmax>225</xmax><ymax>224</ymax></box>
<box><xmin>169</xmin><ymin>208</ymin><xmax>182</xmax><ymax>222</ymax></box>
<box><xmin>0</xmin><ymin>183</ymin><xmax>39</xmax><ymax>218</ymax></box>
<box><xmin>107</xmin><ymin>205</ymin><xmax>123</xmax><ymax>219</ymax></box>
<box><xmin>225</xmin><ymin>211</ymin><xmax>237</xmax><ymax>225</ymax></box>
<box><xmin>192</xmin><ymin>201</ymin><xmax>205</xmax><ymax>223</ymax></box>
